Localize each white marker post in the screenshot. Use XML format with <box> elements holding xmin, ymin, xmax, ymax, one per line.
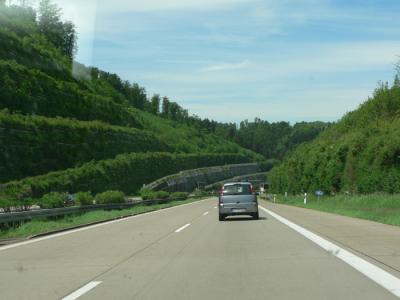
<box><xmin>285</xmin><ymin>192</ymin><xmax>288</xmax><ymax>198</ymax></box>
<box><xmin>273</xmin><ymin>194</ymin><xmax>276</xmax><ymax>203</ymax></box>
<box><xmin>304</xmin><ymin>192</ymin><xmax>307</xmax><ymax>205</ymax></box>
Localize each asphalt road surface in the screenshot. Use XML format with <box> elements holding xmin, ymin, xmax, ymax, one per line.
<box><xmin>0</xmin><ymin>198</ymin><xmax>399</xmax><ymax>300</ymax></box>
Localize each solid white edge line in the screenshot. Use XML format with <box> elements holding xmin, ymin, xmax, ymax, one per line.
<box><xmin>175</xmin><ymin>223</ymin><xmax>191</xmax><ymax>233</ymax></box>
<box><xmin>259</xmin><ymin>205</ymin><xmax>400</xmax><ymax>298</ymax></box>
<box><xmin>62</xmin><ymin>281</ymin><xmax>102</xmax><ymax>300</ymax></box>
<box><xmin>0</xmin><ymin>198</ymin><xmax>214</xmax><ymax>252</ymax></box>
<box><xmin>203</xmin><ymin>211</ymin><xmax>209</xmax><ymax>216</ymax></box>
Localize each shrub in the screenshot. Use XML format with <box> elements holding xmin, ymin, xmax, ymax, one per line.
<box><xmin>140</xmin><ymin>188</ymin><xmax>156</xmax><ymax>200</ymax></box>
<box><xmin>140</xmin><ymin>189</ymin><xmax>172</xmax><ymax>200</ymax></box>
<box><xmin>39</xmin><ymin>192</ymin><xmax>68</xmax><ymax>209</ymax></box>
<box><xmin>0</xmin><ymin>198</ymin><xmax>17</xmax><ymax>211</ymax></box>
<box><xmin>155</xmin><ymin>191</ymin><xmax>170</xmax><ymax>200</ymax></box>
<box><xmin>258</xmin><ymin>159</ymin><xmax>280</xmax><ymax>172</ymax></box>
<box><xmin>170</xmin><ymin>192</ymin><xmax>189</xmax><ymax>200</ymax></box>
<box><xmin>95</xmin><ymin>190</ymin><xmax>125</xmax><ymax>204</ymax></box>
<box><xmin>192</xmin><ymin>189</ymin><xmax>210</xmax><ymax>197</ymax></box>
<box><xmin>75</xmin><ymin>191</ymin><xmax>94</xmax><ymax>206</ymax></box>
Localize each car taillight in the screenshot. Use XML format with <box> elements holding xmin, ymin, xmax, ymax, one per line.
<box><xmin>219</xmin><ymin>187</ymin><xmax>224</xmax><ymax>196</ymax></box>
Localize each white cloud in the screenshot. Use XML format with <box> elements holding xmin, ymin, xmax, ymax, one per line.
<box><xmin>200</xmin><ymin>60</ymin><xmax>250</xmax><ymax>72</ymax></box>
<box><xmin>134</xmin><ymin>41</ymin><xmax>399</xmax><ymax>86</ymax></box>
<box><xmin>96</xmin><ymin>0</ymin><xmax>257</xmax><ymax>13</ymax></box>
<box><xmin>265</xmin><ymin>41</ymin><xmax>400</xmax><ymax>75</ymax></box>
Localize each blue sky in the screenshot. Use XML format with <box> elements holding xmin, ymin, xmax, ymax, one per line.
<box><xmin>54</xmin><ymin>0</ymin><xmax>400</xmax><ymax>123</ymax></box>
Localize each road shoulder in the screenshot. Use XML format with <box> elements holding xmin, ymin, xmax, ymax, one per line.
<box><xmin>260</xmin><ymin>200</ymin><xmax>400</xmax><ymax>279</ymax></box>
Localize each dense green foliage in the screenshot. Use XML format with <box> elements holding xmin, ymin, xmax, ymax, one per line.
<box><xmin>136</xmin><ymin>110</ymin><xmax>264</xmax><ymax>159</ymax></box>
<box><xmin>1</xmin><ymin>152</ymin><xmax>250</xmax><ymax>203</ymax></box>
<box><xmin>40</xmin><ymin>192</ymin><xmax>68</xmax><ymax>209</ymax></box>
<box><xmin>269</xmin><ymin>82</ymin><xmax>400</xmax><ymax>194</ymax></box>
<box><xmin>74</xmin><ymin>191</ymin><xmax>94</xmax><ymax>206</ymax></box>
<box><xmin>139</xmin><ymin>189</ymin><xmax>188</xmax><ymax>200</ymax></box>
<box><xmin>0</xmin><ymin>3</ymin><xmax>262</xmax><ymax>190</ymax></box>
<box><xmin>0</xmin><ymin>5</ymin><xmax>73</xmax><ymax>79</ymax></box>
<box><xmin>229</xmin><ymin>119</ymin><xmax>329</xmax><ymax>160</ymax></box>
<box><xmin>144</xmin><ymin>98</ymin><xmax>329</xmax><ymax>160</ymax></box>
<box><xmin>95</xmin><ymin>190</ymin><xmax>125</xmax><ymax>204</ymax></box>
<box><xmin>0</xmin><ymin>110</ymin><xmax>171</xmax><ymax>182</ymax></box>
<box><xmin>37</xmin><ymin>0</ymin><xmax>77</xmax><ymax>61</ymax></box>
<box><xmin>0</xmin><ymin>60</ymin><xmax>143</xmax><ymax>128</ymax></box>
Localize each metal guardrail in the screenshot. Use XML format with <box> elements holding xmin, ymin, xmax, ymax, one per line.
<box><xmin>0</xmin><ymin>198</ymin><xmax>187</xmax><ymax>224</ymax></box>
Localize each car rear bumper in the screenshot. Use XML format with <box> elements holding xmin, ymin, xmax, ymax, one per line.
<box><xmin>219</xmin><ymin>205</ymin><xmax>259</xmax><ymax>215</ymax></box>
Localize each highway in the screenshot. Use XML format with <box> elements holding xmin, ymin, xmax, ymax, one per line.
<box><xmin>0</xmin><ymin>198</ymin><xmax>399</xmax><ymax>300</ymax></box>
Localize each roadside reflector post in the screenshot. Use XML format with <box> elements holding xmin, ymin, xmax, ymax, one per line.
<box><xmin>273</xmin><ymin>194</ymin><xmax>276</xmax><ymax>203</ymax></box>
<box><xmin>304</xmin><ymin>192</ymin><xmax>307</xmax><ymax>205</ymax></box>
<box><xmin>285</xmin><ymin>192</ymin><xmax>288</xmax><ymax>198</ymax></box>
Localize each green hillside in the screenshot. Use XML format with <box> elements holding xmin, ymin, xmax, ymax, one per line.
<box><xmin>2</xmin><ymin>152</ymin><xmax>251</xmax><ymax>201</ymax></box>
<box><xmin>0</xmin><ymin>3</ymin><xmax>263</xmax><ymax>207</ymax></box>
<box><xmin>0</xmin><ymin>110</ymin><xmax>173</xmax><ymax>181</ymax></box>
<box><xmin>269</xmin><ymin>80</ymin><xmax>400</xmax><ymax>194</ymax></box>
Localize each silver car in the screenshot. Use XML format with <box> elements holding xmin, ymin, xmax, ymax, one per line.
<box><xmin>218</xmin><ymin>182</ymin><xmax>259</xmax><ymax>221</ymax></box>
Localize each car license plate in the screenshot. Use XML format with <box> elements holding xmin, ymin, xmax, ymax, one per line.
<box><xmin>232</xmin><ymin>209</ymin><xmax>246</xmax><ymax>213</ymax></box>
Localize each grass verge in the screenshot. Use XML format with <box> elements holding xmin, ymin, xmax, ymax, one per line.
<box><xmin>264</xmin><ymin>194</ymin><xmax>400</xmax><ymax>227</ymax></box>
<box><xmin>0</xmin><ymin>197</ymin><xmax>205</xmax><ymax>239</ymax></box>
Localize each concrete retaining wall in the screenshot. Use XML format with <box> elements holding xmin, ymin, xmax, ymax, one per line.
<box><xmin>144</xmin><ymin>163</ymin><xmax>262</xmax><ymax>192</ymax></box>
<box><xmin>205</xmin><ymin>172</ymin><xmax>268</xmax><ymax>191</ymax></box>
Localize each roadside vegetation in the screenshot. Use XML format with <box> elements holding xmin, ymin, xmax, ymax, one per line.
<box><xmin>0</xmin><ymin>197</ymin><xmax>203</xmax><ymax>239</ymax></box>
<box><xmin>4</xmin><ymin>0</ymin><xmax>399</xmax><ymax>230</ymax></box>
<box><xmin>269</xmin><ymin>76</ymin><xmax>400</xmax><ymax>195</ymax></box>
<box><xmin>0</xmin><ymin>2</ymin><xmax>264</xmax><ymax>212</ymax></box>
<box><xmin>265</xmin><ymin>194</ymin><xmax>400</xmax><ymax>227</ymax></box>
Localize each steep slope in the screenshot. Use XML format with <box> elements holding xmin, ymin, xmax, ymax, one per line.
<box><xmin>0</xmin><ymin>111</ymin><xmax>173</xmax><ymax>181</ymax></box>
<box><xmin>2</xmin><ymin>153</ymin><xmax>252</xmax><ymax>200</ymax></box>
<box><xmin>269</xmin><ymin>82</ymin><xmax>400</xmax><ymax>194</ymax></box>
<box><xmin>0</xmin><ymin>4</ymin><xmax>263</xmax><ymax>206</ymax></box>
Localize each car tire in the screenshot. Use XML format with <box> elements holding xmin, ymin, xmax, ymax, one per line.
<box><xmin>253</xmin><ymin>212</ymin><xmax>259</xmax><ymax>220</ymax></box>
<box><xmin>219</xmin><ymin>214</ymin><xmax>225</xmax><ymax>221</ymax></box>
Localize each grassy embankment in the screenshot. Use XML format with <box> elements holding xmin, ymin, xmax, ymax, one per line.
<box><xmin>264</xmin><ymin>194</ymin><xmax>400</xmax><ymax>227</ymax></box>
<box><xmin>0</xmin><ymin>197</ymin><xmax>206</xmax><ymax>239</ymax></box>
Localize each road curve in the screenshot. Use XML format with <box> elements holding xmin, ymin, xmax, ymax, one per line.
<box><xmin>0</xmin><ymin>198</ymin><xmax>398</xmax><ymax>300</ymax></box>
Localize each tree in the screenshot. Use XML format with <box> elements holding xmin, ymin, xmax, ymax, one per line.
<box><xmin>61</xmin><ymin>20</ymin><xmax>77</xmax><ymax>60</ymax></box>
<box><xmin>38</xmin><ymin>0</ymin><xmax>62</xmax><ymax>41</ymax></box>
<box><xmin>394</xmin><ymin>74</ymin><xmax>400</xmax><ymax>88</ymax></box>
<box><xmin>161</xmin><ymin>97</ymin><xmax>170</xmax><ymax>117</ymax></box>
<box><xmin>38</xmin><ymin>0</ymin><xmax>77</xmax><ymax>60</ymax></box>
<box><xmin>125</xmin><ymin>83</ymin><xmax>146</xmax><ymax>110</ymax></box>
<box><xmin>168</xmin><ymin>102</ymin><xmax>180</xmax><ymax>121</ymax></box>
<box><xmin>150</xmin><ymin>94</ymin><xmax>161</xmax><ymax>115</ymax></box>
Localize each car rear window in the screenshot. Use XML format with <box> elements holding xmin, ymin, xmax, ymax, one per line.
<box><xmin>222</xmin><ymin>184</ymin><xmax>252</xmax><ymax>195</ymax></box>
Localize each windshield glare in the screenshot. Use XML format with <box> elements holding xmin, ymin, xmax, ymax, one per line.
<box><xmin>223</xmin><ymin>184</ymin><xmax>252</xmax><ymax>195</ymax></box>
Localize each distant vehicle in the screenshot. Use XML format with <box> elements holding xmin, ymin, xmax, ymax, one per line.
<box><xmin>218</xmin><ymin>182</ymin><xmax>259</xmax><ymax>221</ymax></box>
